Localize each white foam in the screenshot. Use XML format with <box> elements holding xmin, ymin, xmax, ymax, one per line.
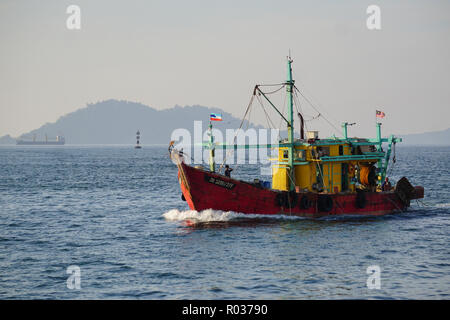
<box><xmin>163</xmin><ymin>208</ymin><xmax>303</xmax><ymax>223</ymax></box>
<box><xmin>435</xmin><ymin>203</ymin><xmax>450</xmax><ymax>208</ymax></box>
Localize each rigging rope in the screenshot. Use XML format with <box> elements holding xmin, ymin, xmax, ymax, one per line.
<box><xmin>305</xmin><ymin>114</ymin><xmax>321</xmax><ymax>121</ymax></box>
<box><xmin>257</xmin><ymin>83</ymin><xmax>285</xmax><ymax>87</ymax></box>
<box><xmin>387</xmin><ymin>142</ymin><xmax>397</xmax><ymax>178</ymax></box>
<box><xmin>294</xmin><ymin>86</ymin><xmax>341</xmax><ymax>135</ymax></box>
<box><xmin>256</xmin><ymin>94</ymin><xmax>278</xmax><ymax>130</ymax></box>
<box><xmin>293</xmin><ymin>89</ymin><xmax>314</xmax><ymax>136</ymax></box>
<box><xmin>293</xmin><ymin>75</ymin><xmax>343</xmax><ymax>125</ymax></box>
<box><xmin>293</xmin><ymin>90</ymin><xmax>305</xmax><ymax>138</ymax></box>
<box><xmin>258</xmin><ymin>84</ymin><xmax>286</xmax><ymax>95</ymax></box>
<box><xmin>218</xmin><ymin>93</ymin><xmax>255</xmax><ymax>173</ymax></box>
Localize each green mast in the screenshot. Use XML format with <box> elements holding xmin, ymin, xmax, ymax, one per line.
<box><xmin>286</xmin><ymin>57</ymin><xmax>295</xmax><ymax>191</ymax></box>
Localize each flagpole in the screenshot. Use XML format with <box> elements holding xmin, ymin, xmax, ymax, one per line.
<box><xmin>209</xmin><ymin>118</ymin><xmax>215</xmax><ymax>172</ymax></box>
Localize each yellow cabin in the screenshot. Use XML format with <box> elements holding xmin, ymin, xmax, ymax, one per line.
<box><xmin>271</xmin><ymin>140</ymin><xmax>379</xmax><ymax>194</ymax></box>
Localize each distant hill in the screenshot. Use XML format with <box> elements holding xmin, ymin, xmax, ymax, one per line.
<box><xmin>401</xmin><ymin>128</ymin><xmax>450</xmax><ymax>146</ymax></box>
<box><xmin>0</xmin><ymin>100</ymin><xmax>448</xmax><ymax>145</ymax></box>
<box><xmin>0</xmin><ymin>134</ymin><xmax>15</xmax><ymax>145</ymax></box>
<box><xmin>0</xmin><ymin>100</ymin><xmax>262</xmax><ymax>145</ymax></box>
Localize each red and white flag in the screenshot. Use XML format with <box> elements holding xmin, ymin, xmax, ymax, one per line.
<box><xmin>376</xmin><ymin>110</ymin><xmax>385</xmax><ymax>118</ymax></box>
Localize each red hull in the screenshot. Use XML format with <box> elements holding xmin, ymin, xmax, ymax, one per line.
<box><xmin>176</xmin><ymin>161</ymin><xmax>423</xmax><ymax>218</ymax></box>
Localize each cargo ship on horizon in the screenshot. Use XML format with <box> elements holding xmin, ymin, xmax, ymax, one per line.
<box><xmin>16</xmin><ymin>134</ymin><xmax>65</xmax><ymax>145</ymax></box>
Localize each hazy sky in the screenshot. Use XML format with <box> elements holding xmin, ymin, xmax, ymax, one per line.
<box><xmin>1</xmin><ymin>0</ymin><xmax>449</xmax><ymax>138</ymax></box>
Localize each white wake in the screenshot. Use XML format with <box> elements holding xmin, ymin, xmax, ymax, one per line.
<box><xmin>163</xmin><ymin>208</ymin><xmax>303</xmax><ymax>223</ymax></box>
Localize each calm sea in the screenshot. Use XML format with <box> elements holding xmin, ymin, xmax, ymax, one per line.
<box><xmin>0</xmin><ymin>145</ymin><xmax>449</xmax><ymax>299</ymax></box>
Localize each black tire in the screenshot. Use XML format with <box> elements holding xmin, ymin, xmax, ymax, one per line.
<box><xmin>286</xmin><ymin>191</ymin><xmax>297</xmax><ymax>209</ymax></box>
<box><xmin>318</xmin><ymin>194</ymin><xmax>333</xmax><ymax>212</ymax></box>
<box><xmin>355</xmin><ymin>191</ymin><xmax>366</xmax><ymax>209</ymax></box>
<box><xmin>275</xmin><ymin>193</ymin><xmax>286</xmax><ymax>207</ymax></box>
<box><xmin>395</xmin><ymin>177</ymin><xmax>415</xmax><ymax>206</ymax></box>
<box><xmin>368</xmin><ymin>167</ymin><xmax>377</xmax><ymax>186</ymax></box>
<box><xmin>275</xmin><ymin>191</ymin><xmax>297</xmax><ymax>208</ymax></box>
<box><xmin>299</xmin><ymin>195</ymin><xmax>311</xmax><ymax>210</ymax></box>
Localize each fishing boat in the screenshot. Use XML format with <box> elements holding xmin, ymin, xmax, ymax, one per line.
<box><xmin>169</xmin><ymin>57</ymin><xmax>424</xmax><ymax>217</ymax></box>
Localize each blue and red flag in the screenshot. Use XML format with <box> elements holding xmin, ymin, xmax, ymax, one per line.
<box><xmin>210</xmin><ymin>113</ymin><xmax>222</xmax><ymax>121</ymax></box>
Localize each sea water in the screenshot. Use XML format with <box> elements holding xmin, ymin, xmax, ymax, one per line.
<box><xmin>0</xmin><ymin>145</ymin><xmax>449</xmax><ymax>299</ymax></box>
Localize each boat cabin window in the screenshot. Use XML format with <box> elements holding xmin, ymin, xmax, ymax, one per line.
<box><xmin>351</xmin><ymin>145</ymin><xmax>362</xmax><ymax>155</ymax></box>
<box><xmin>283</xmin><ymin>150</ymin><xmax>288</xmax><ymax>159</ymax></box>
<box><xmin>296</xmin><ymin>150</ymin><xmax>306</xmax><ymax>160</ymax></box>
<box><xmin>315</xmin><ymin>146</ymin><xmax>330</xmax><ymax>158</ymax></box>
<box><xmin>339</xmin><ymin>145</ymin><xmax>343</xmax><ymax>156</ymax></box>
<box><xmin>360</xmin><ymin>145</ymin><xmax>377</xmax><ymax>153</ymax></box>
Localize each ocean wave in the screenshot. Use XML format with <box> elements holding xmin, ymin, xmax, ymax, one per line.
<box><xmin>434</xmin><ymin>203</ymin><xmax>450</xmax><ymax>208</ymax></box>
